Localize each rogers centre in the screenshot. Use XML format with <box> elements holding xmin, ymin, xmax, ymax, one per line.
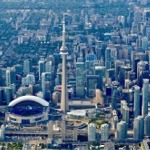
<box><xmin>6</xmin><ymin>95</ymin><xmax>49</xmax><ymax>125</ymax></box>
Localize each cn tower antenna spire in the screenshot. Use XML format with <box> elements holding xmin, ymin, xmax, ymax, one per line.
<box><xmin>60</xmin><ymin>14</ymin><xmax>67</xmax><ymax>54</ymax></box>
<box><xmin>60</xmin><ymin>14</ymin><xmax>69</xmax><ymax>113</ymax></box>
<box><xmin>62</xmin><ymin>14</ymin><xmax>65</xmax><ymax>49</ymax></box>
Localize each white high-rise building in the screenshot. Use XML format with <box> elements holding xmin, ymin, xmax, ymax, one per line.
<box><xmin>88</xmin><ymin>123</ymin><xmax>96</xmax><ymax>142</ymax></box>
<box><xmin>6</xmin><ymin>67</ymin><xmax>16</xmax><ymax>86</ymax></box>
<box><xmin>38</xmin><ymin>60</ymin><xmax>45</xmax><ymax>80</ymax></box>
<box><xmin>23</xmin><ymin>59</ymin><xmax>31</xmax><ymax>75</ymax></box>
<box><xmin>142</xmin><ymin>36</ymin><xmax>148</xmax><ymax>51</ymax></box>
<box><xmin>26</xmin><ymin>74</ymin><xmax>35</xmax><ymax>85</ymax></box>
<box><xmin>0</xmin><ymin>125</ymin><xmax>5</xmax><ymax>141</ymax></box>
<box><xmin>101</xmin><ymin>123</ymin><xmax>109</xmax><ymax>141</ymax></box>
<box><xmin>22</xmin><ymin>74</ymin><xmax>35</xmax><ymax>86</ymax></box>
<box><xmin>45</xmin><ymin>61</ymin><xmax>52</xmax><ymax>73</ymax></box>
<box><xmin>122</xmin><ymin>106</ymin><xmax>130</xmax><ymax>125</ymax></box>
<box><xmin>120</xmin><ymin>100</ymin><xmax>127</xmax><ymax>114</ymax></box>
<box><xmin>112</xmin><ymin>116</ymin><xmax>118</xmax><ymax>130</ymax></box>
<box><xmin>6</xmin><ymin>68</ymin><xmax>11</xmax><ymax>86</ymax></box>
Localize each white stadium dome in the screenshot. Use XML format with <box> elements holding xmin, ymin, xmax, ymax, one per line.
<box><xmin>7</xmin><ymin>95</ymin><xmax>49</xmax><ymax>124</ymax></box>
<box><xmin>8</xmin><ymin>95</ymin><xmax>49</xmax><ymax>107</ymax></box>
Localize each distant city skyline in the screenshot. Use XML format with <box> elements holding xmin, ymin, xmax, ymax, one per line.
<box><xmin>0</xmin><ymin>0</ymin><xmax>150</xmax><ymax>149</ymax></box>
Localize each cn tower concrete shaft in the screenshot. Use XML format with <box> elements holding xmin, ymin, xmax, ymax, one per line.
<box><xmin>60</xmin><ymin>14</ymin><xmax>69</xmax><ymax>113</ymax></box>
<box><xmin>60</xmin><ymin>53</ymin><xmax>69</xmax><ymax>113</ymax></box>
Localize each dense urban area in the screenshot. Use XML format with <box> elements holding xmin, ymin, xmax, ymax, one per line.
<box><xmin>0</xmin><ymin>0</ymin><xmax>150</xmax><ymax>149</ymax></box>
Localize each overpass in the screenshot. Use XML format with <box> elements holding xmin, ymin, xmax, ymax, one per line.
<box><xmin>5</xmin><ymin>129</ymin><xmax>87</xmax><ymax>137</ymax></box>
<box><xmin>57</xmin><ymin>101</ymin><xmax>96</xmax><ymax>109</ymax></box>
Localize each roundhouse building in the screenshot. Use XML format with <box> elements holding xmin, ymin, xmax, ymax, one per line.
<box><xmin>7</xmin><ymin>95</ymin><xmax>49</xmax><ymax>125</ymax></box>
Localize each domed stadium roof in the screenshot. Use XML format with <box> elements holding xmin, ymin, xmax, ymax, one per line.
<box><xmin>9</xmin><ymin>95</ymin><xmax>49</xmax><ymax>107</ymax></box>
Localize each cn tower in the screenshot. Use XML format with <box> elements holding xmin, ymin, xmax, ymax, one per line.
<box><xmin>60</xmin><ymin>14</ymin><xmax>69</xmax><ymax>113</ymax></box>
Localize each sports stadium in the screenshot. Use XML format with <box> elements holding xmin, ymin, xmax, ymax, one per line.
<box><xmin>7</xmin><ymin>95</ymin><xmax>49</xmax><ymax>125</ymax></box>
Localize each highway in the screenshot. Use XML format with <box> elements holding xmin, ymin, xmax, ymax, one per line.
<box><xmin>5</xmin><ymin>129</ymin><xmax>141</xmax><ymax>145</ymax></box>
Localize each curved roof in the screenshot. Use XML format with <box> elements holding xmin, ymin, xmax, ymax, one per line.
<box><xmin>9</xmin><ymin>95</ymin><xmax>49</xmax><ymax>107</ymax></box>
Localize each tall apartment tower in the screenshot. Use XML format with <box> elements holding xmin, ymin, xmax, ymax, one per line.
<box><xmin>134</xmin><ymin>85</ymin><xmax>141</xmax><ymax>118</ymax></box>
<box><xmin>88</xmin><ymin>123</ymin><xmax>96</xmax><ymax>142</ymax></box>
<box><xmin>142</xmin><ymin>79</ymin><xmax>149</xmax><ymax>116</ymax></box>
<box><xmin>60</xmin><ymin>15</ymin><xmax>69</xmax><ymax>113</ymax></box>
<box><xmin>133</xmin><ymin>116</ymin><xmax>144</xmax><ymax>140</ymax></box>
<box><xmin>144</xmin><ymin>115</ymin><xmax>150</xmax><ymax>136</ymax></box>
<box><xmin>116</xmin><ymin>121</ymin><xmax>127</xmax><ymax>141</ymax></box>
<box><xmin>101</xmin><ymin>123</ymin><xmax>109</xmax><ymax>141</ymax></box>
